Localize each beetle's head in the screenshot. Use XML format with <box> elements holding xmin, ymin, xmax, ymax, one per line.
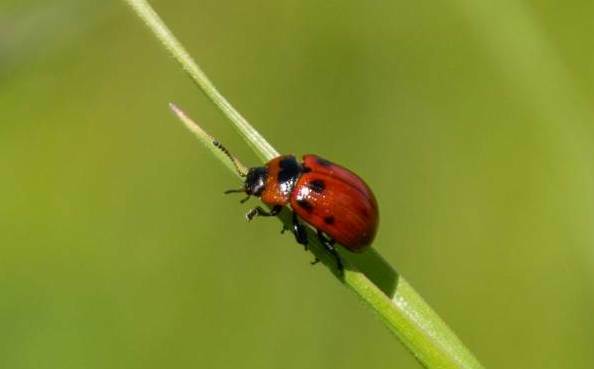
<box><xmin>244</xmin><ymin>166</ymin><xmax>267</xmax><ymax>197</ymax></box>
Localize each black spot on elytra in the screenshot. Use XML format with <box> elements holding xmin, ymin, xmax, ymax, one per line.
<box><xmin>296</xmin><ymin>199</ymin><xmax>313</xmax><ymax>213</ymax></box>
<box><xmin>307</xmin><ymin>179</ymin><xmax>325</xmax><ymax>193</ymax></box>
<box><xmin>324</xmin><ymin>216</ymin><xmax>335</xmax><ymax>225</ymax></box>
<box><xmin>316</xmin><ymin>157</ymin><xmax>333</xmax><ymax>167</ymax></box>
<box><xmin>278</xmin><ymin>156</ymin><xmax>302</xmax><ymax>184</ymax></box>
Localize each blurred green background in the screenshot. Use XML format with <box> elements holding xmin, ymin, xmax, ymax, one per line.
<box><xmin>2</xmin><ymin>1</ymin><xmax>594</xmax><ymax>368</ymax></box>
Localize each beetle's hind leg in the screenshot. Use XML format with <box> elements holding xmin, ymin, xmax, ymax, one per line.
<box><xmin>316</xmin><ymin>230</ymin><xmax>344</xmax><ymax>273</ymax></box>
<box><xmin>246</xmin><ymin>205</ymin><xmax>282</xmax><ymax>221</ymax></box>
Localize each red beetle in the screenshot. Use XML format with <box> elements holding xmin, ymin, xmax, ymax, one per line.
<box><xmin>221</xmin><ymin>146</ymin><xmax>379</xmax><ymax>271</ymax></box>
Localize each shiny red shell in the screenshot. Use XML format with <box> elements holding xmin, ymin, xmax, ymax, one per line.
<box><xmin>260</xmin><ymin>154</ymin><xmax>379</xmax><ymax>251</ymax></box>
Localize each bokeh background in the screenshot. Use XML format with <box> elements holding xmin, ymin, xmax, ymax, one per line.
<box><xmin>2</xmin><ymin>1</ymin><xmax>594</xmax><ymax>368</ymax></box>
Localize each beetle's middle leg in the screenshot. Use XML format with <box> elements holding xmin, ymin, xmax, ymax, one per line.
<box><xmin>316</xmin><ymin>230</ymin><xmax>343</xmax><ymax>273</ymax></box>
<box><xmin>289</xmin><ymin>211</ymin><xmax>308</xmax><ymax>248</ymax></box>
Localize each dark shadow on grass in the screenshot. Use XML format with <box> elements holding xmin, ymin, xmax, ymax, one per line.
<box><xmin>344</xmin><ymin>249</ymin><xmax>399</xmax><ymax>298</ymax></box>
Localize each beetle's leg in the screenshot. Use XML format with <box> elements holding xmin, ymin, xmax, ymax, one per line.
<box><xmin>245</xmin><ymin>205</ymin><xmax>282</xmax><ymax>221</ymax></box>
<box><xmin>289</xmin><ymin>211</ymin><xmax>309</xmax><ymax>250</ymax></box>
<box><xmin>290</xmin><ymin>212</ymin><xmax>320</xmax><ymax>264</ymax></box>
<box><xmin>316</xmin><ymin>230</ymin><xmax>343</xmax><ymax>273</ymax></box>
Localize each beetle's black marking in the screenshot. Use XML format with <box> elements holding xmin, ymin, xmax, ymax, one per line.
<box><xmin>324</xmin><ymin>216</ymin><xmax>335</xmax><ymax>225</ymax></box>
<box><xmin>277</xmin><ymin>156</ymin><xmax>302</xmax><ymax>184</ymax></box>
<box><xmin>296</xmin><ymin>199</ymin><xmax>313</xmax><ymax>213</ymax></box>
<box><xmin>307</xmin><ymin>179</ymin><xmax>325</xmax><ymax>193</ymax></box>
<box><xmin>315</xmin><ymin>157</ymin><xmax>333</xmax><ymax>167</ymax></box>
<box><xmin>302</xmin><ymin>165</ymin><xmax>312</xmax><ymax>173</ymax></box>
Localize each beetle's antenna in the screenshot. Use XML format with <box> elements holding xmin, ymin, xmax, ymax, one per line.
<box><xmin>169</xmin><ymin>102</ymin><xmax>248</xmax><ymax>177</ymax></box>
<box><xmin>224</xmin><ymin>189</ymin><xmax>244</xmax><ymax>194</ymax></box>
<box><xmin>213</xmin><ymin>140</ymin><xmax>248</xmax><ymax>177</ymax></box>
<box><xmin>224</xmin><ymin>189</ymin><xmax>250</xmax><ymax>203</ymax></box>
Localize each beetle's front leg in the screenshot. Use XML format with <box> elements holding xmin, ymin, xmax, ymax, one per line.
<box><xmin>245</xmin><ymin>205</ymin><xmax>282</xmax><ymax>221</ymax></box>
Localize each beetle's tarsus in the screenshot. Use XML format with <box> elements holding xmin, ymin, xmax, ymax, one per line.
<box><xmin>317</xmin><ymin>230</ymin><xmax>344</xmax><ymax>273</ymax></box>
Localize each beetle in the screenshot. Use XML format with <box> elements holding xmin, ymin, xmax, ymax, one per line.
<box><xmin>217</xmin><ymin>142</ymin><xmax>379</xmax><ymax>271</ymax></box>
